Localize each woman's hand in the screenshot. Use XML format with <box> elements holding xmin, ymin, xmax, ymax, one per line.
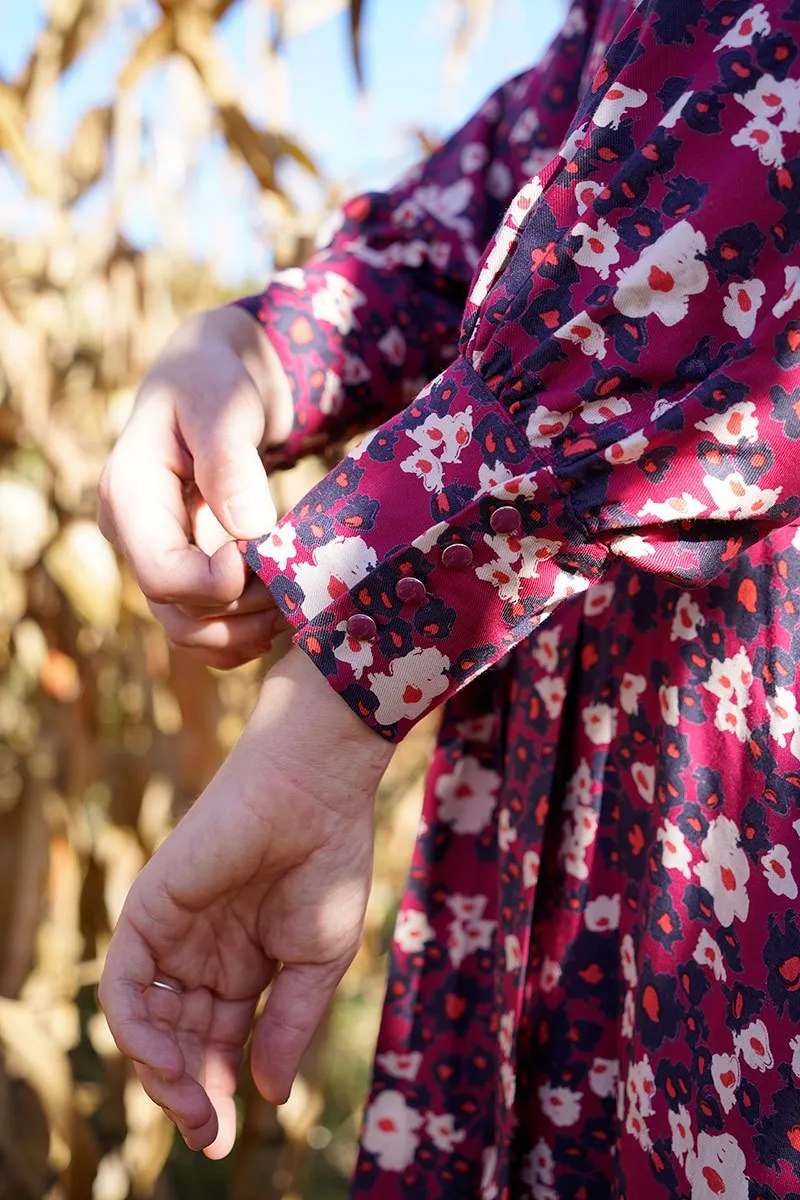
<box><xmin>97</xmin><ymin>306</ymin><xmax>295</xmax><ymax>668</ymax></box>
<box><xmin>98</xmin><ymin>648</ymin><xmax>393</xmax><ymax>1157</ymax></box>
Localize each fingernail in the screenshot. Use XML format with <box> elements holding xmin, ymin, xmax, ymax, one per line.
<box><xmin>224</xmin><ymin>488</ymin><xmax>269</xmax><ymax>536</ymax></box>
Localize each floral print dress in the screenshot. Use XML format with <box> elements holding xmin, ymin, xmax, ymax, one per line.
<box><xmin>236</xmin><ymin>0</ymin><xmax>800</xmax><ymax>1195</ymax></box>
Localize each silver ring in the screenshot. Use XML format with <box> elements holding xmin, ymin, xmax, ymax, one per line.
<box><xmin>151</xmin><ymin>978</ymin><xmax>182</xmax><ymax>995</ymax></box>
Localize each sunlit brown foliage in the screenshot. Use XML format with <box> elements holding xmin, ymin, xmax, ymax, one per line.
<box><xmin>0</xmin><ymin>0</ymin><xmax>464</xmax><ymax>1194</ymax></box>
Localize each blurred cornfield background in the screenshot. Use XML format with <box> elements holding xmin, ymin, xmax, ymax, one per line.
<box><xmin>0</xmin><ymin>1</ymin><xmax>559</xmax><ymax>1197</ymax></box>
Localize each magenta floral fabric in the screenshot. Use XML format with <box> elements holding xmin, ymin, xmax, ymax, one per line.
<box><xmin>237</xmin><ymin>1</ymin><xmax>800</xmax><ymax>1195</ymax></box>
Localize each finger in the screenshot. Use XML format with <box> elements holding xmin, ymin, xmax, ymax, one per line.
<box><xmin>250</xmin><ymin>962</ymin><xmax>344</xmax><ymax>1105</ymax></box>
<box><xmin>135</xmin><ymin>1061</ymin><xmax>218</xmax><ymax>1152</ymax></box>
<box><xmin>149</xmin><ymin>604</ymin><xmax>284</xmax><ymax>655</ymax></box>
<box><xmin>102</xmin><ymin>423</ymin><xmax>247</xmax><ymax>608</ymax></box>
<box><xmin>98</xmin><ymin>926</ymin><xmax>185</xmax><ymax>1082</ymax></box>
<box><xmin>180</xmin><ymin>374</ymin><xmax>277</xmax><ymax>541</ymax></box>
<box><xmin>178</xmin><ymin>576</ymin><xmax>277</xmax><ymax>620</ymax></box>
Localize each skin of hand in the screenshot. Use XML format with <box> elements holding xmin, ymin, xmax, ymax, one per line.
<box><xmin>97</xmin><ymin>306</ymin><xmax>295</xmax><ymax>668</ymax></box>
<box><xmin>98</xmin><ymin>646</ymin><xmax>394</xmax><ymax>1158</ymax></box>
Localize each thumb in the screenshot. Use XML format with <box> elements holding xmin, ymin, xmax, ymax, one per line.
<box><xmin>185</xmin><ymin>371</ymin><xmax>277</xmax><ymax>540</ymax></box>
<box><xmin>250</xmin><ymin>962</ymin><xmax>343</xmax><ymax>1104</ymax></box>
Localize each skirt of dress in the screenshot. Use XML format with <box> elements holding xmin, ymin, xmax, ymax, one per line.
<box><xmin>351</xmin><ymin>523</ymin><xmax>800</xmax><ymax>1200</ymax></box>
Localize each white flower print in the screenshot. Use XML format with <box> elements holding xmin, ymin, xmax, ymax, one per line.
<box><xmin>575</xmin><ymin>178</ymin><xmax>603</xmax><ymax>213</ymax></box>
<box><xmin>722</xmin><ymin>279</ymin><xmax>765</xmax><ymax>338</ymax></box>
<box><xmin>375</xmin><ymin>1051</ymin><xmax>422</xmax><ymax>1081</ymax></box>
<box><xmin>791</xmin><ymin>1034</ymin><xmax>800</xmax><ymax>1079</ymax></box>
<box><xmin>695</xmin><ymin>401</ymin><xmax>759</xmax><ymax>446</ymax></box>
<box><xmin>686</xmin><ymin>1132</ymin><xmax>748</xmax><ymax>1200</ymax></box>
<box><xmin>522</xmin><ymin>1138</ymin><xmax>555</xmax><ymax>1188</ymax></box>
<box><xmin>377</xmin><ymin>326</ymin><xmax>406</xmax><ymax>366</ymax></box>
<box><xmin>766</xmin><ymin>687</ymin><xmax>800</xmax><ymax>759</ymax></box>
<box><xmin>588</xmin><ymin>1058</ymin><xmax>619</xmax><ymax>1099</ymax></box>
<box><xmin>478</xmin><ymin>459</ymin><xmax>514</xmax><ymax>492</ymax></box>
<box><xmin>509</xmin><ymin>106</ymin><xmax>541</xmax><ymax>144</ymax></box>
<box><xmin>394</xmin><ymin>908</ymin><xmax>434</xmax><ymax>954</ymax></box>
<box><xmin>605</xmin><ymin>430</ymin><xmax>650</xmax><ymax>465</ymax></box>
<box><xmin>499</xmin><ymin>1010</ymin><xmax>515</xmax><ymax>1059</ymax></box>
<box><xmin>621</xmin><ymin>988</ymin><xmax>636</xmax><ymax>1039</ymax></box>
<box><xmin>310</xmin><ymin>272</ymin><xmax>366</xmax><ymax>333</ymax></box>
<box><xmin>487</xmin><ymin>159</ymin><xmax>514</xmax><ymax>200</ymax></box>
<box><xmin>256</xmin><ymin>525</ymin><xmax>297</xmax><ymax>571</ymax></box>
<box><xmin>540</xmin><ymin>957</ymin><xmax>562</xmax><ymax>993</ymax></box>
<box><xmin>671</xmin><ymin>592</ymin><xmax>707</xmax><ymax>641</ymax></box>
<box><xmin>469</xmin><ymin>222</ymin><xmax>519</xmax><ymax>309</ymax></box>
<box><xmin>410</xmin><ymin>410</ymin><xmax>473</xmax><ymax>463</ymax></box>
<box><xmin>435</xmin><ymin>756</ymin><xmax>501</xmax><ymax>834</ymax></box>
<box><xmin>610</xmin><ymin>533</ymin><xmax>656</xmax><ymax>559</ymax></box>
<box><xmin>584</xmin><ymin>582</ymin><xmax>616</xmax><ymax>616</ymax></box>
<box><xmin>413</xmin><ymin>179</ymin><xmax>474</xmax><ymax>239</ymax></box>
<box><xmin>445</xmin><ymin>895</ymin><xmax>496</xmax><ymax>968</ymax></box>
<box><xmin>695</xmin><ymin>815</ymin><xmax>750</xmax><ymax>926</ymax></box>
<box><xmin>460</xmin><ymin>141</ymin><xmax>489</xmax><ymax>173</ymax></box>
<box><xmin>625</xmin><ymin>1101</ymin><xmax>653</xmax><ymax>1152</ymax></box>
<box><xmin>658</xmin><ymin>820</ymin><xmax>693</xmax><ymax>878</ymax></box>
<box><xmin>638</xmin><ymin>492</ymin><xmax>707</xmax><ymax>522</ymax></box>
<box><xmin>538</xmin><ymin>1084</ymin><xmax>582</xmax><ymax>1128</ymax></box>
<box><xmin>533</xmin><ymin>626</ymin><xmax>562</xmax><ymax>672</ymax></box>
<box><xmin>714</xmin><ymin>699</ymin><xmax>750</xmax><ymax>742</ymax></box>
<box><xmin>584</xmin><ymin>893</ymin><xmax>621</xmax><ymax>932</ymax></box>
<box><xmin>703</xmin><ymin>649</ymin><xmax>754</xmax><ymax>707</ymax></box>
<box><xmin>582</xmin><ymin>702</ymin><xmax>618</xmax><ymax>745</ymax></box>
<box><xmin>761</xmin><ymin>843</ymin><xmax>798</xmax><ymax>899</ymax></box>
<box><xmin>774</xmin><ymin>265</ymin><xmax>800</xmax><ymax>319</ymax></box>
<box><xmin>668</xmin><ymin>1105</ymin><xmax>694</xmax><ymax>1166</ymax></box>
<box><xmin>480</xmin><ymin>1146</ymin><xmax>498</xmax><ymax>1200</ymax></box>
<box><xmin>732</xmin><ymin>116</ymin><xmax>785</xmax><ymax>165</ymax></box>
<box><xmin>620</xmin><ymin>933</ymin><xmax>638</xmax><ymax>988</ymax></box>
<box><xmin>293</xmin><ymin>535</ymin><xmax>378</xmax><ymax>620</ymax></box>
<box><xmin>704</xmin><ymin>471</ymin><xmax>781</xmax><ymax>519</ymax></box>
<box><xmin>342</xmin><ymin>351</ymin><xmax>371</xmax><ymax>384</ymax></box>
<box><xmin>734</xmin><ymin>1019</ymin><xmax>774</xmax><ymax>1071</ymax></box>
<box><xmin>500</xmin><ymin>1061</ymin><xmax>517</xmax><ymax>1109</ymax></box>
<box><xmin>693</xmin><ymin>928</ymin><xmax>727</xmax><ymax>982</ymax></box>
<box><xmin>565</xmin><ymin>759</ymin><xmax>593</xmax><ymax>811</ymax></box>
<box><xmin>659</xmin><ymin>684</ymin><xmax>681</xmax><ymax>727</ymax></box>
<box><xmin>536</xmin><ymin>675</ymin><xmax>567</xmax><ymax>719</ymax></box>
<box><xmin>446</xmin><ymin>893</ymin><xmax>490</xmax><ymax>923</ymax></box>
<box><xmin>620</xmin><ymin>672</ymin><xmax>647</xmax><ymax>715</ymax></box>
<box><xmin>573</xmin><ymin>217</ymin><xmax>621</xmax><ymax>279</ymax></box>
<box><xmin>526</xmin><ymin>404</ymin><xmax>571</xmax><ymax>446</ymax></box>
<box><xmin>711</xmin><ymin>1051</ymin><xmax>741</xmax><ymax>1114</ymax></box>
<box><xmin>523</xmin><ymin>850</ymin><xmax>540</xmax><ymax>890</ymax></box>
<box><xmin>632</xmin><ymin>760</ymin><xmax>655</xmax><ymax>805</ymax></box>
<box><xmin>661</xmin><ymin>91</ymin><xmax>692</xmax><ymax>129</ymax></box>
<box><xmin>333</xmin><ymin>620</ymin><xmax>374</xmax><ymax>678</ymax></box>
<box><xmin>592</xmin><ymin>83</ymin><xmax>648</xmax><ymax>129</ymax></box>
<box><xmin>582</xmin><ymin>395</ymin><xmax>632</xmax><ymax>424</ymax></box>
<box><xmin>425</xmin><ymin>1111</ymin><xmax>466</xmax><ymax>1153</ymax></box>
<box><xmin>361</xmin><ymin>1090</ymin><xmax>424</xmax><ymax>1171</ymax></box>
<box><xmin>614</xmin><ymin>221</ymin><xmax>709</xmax><ymax>327</ymax></box>
<box><xmin>369</xmin><ymin>646</ymin><xmax>450</xmax><ymax>726</ymax></box>
<box><xmin>555</xmin><ymin>310</ymin><xmax>607</xmax><ymax>359</ymax></box>
<box><xmin>626</xmin><ymin>1056</ymin><xmax>656</xmax><ymax>1119</ymax></box>
<box><xmin>498</xmin><ymin>808</ymin><xmax>518</xmax><ymax>853</ymax></box>
<box><xmin>717</xmin><ymin>3</ymin><xmax>771</xmax><ymax>49</ymax></box>
<box><xmin>736</xmin><ymin>72</ymin><xmax>794</xmax><ymax>121</ymax></box>
<box><xmin>319</xmin><ymin>369</ymin><xmax>344</xmax><ymax>415</ymax></box>
<box><xmin>505</xmin><ymin>934</ymin><xmax>523</xmax><ymax>972</ymax></box>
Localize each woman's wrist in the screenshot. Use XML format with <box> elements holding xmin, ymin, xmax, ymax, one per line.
<box><xmin>249</xmin><ymin>646</ymin><xmax>394</xmax><ymax>808</ymax></box>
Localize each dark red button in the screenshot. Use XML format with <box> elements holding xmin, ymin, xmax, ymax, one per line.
<box><xmin>490</xmin><ymin>505</ymin><xmax>522</xmax><ymax>535</ymax></box>
<box><xmin>441</xmin><ymin>543</ymin><xmax>474</xmax><ymax>570</ymax></box>
<box><xmin>396</xmin><ymin>576</ymin><xmax>427</xmax><ymax>605</ymax></box>
<box><xmin>346</xmin><ymin>614</ymin><xmax>377</xmax><ymax>641</ymax></box>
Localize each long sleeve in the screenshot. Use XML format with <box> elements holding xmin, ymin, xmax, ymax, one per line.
<box><xmin>235</xmin><ymin>3</ymin><xmax>601</xmax><ymax>469</ymax></box>
<box><xmin>245</xmin><ymin>1</ymin><xmax>800</xmax><ymax>743</ymax></box>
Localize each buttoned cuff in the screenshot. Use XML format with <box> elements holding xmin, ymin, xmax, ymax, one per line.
<box><xmin>243</xmin><ymin>358</ymin><xmax>608</xmax><ymax>742</ymax></box>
